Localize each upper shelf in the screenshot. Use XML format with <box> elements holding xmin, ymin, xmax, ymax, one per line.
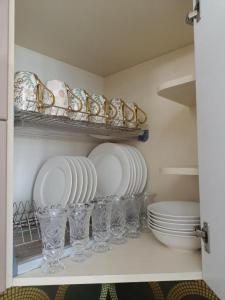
<box><xmin>157</xmin><ymin>75</ymin><xmax>196</xmax><ymax>106</ymax></box>
<box><xmin>14</xmin><ymin>110</ymin><xmax>149</xmax><ymax>142</ymax></box>
<box><xmin>161</xmin><ymin>167</ymin><xmax>199</xmax><ymax>176</ymax></box>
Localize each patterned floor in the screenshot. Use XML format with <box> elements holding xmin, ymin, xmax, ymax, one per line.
<box><xmin>0</xmin><ymin>281</ymin><xmax>219</xmax><ymax>300</ymax></box>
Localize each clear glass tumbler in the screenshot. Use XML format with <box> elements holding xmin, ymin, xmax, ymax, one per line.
<box><xmin>139</xmin><ymin>192</ymin><xmax>153</xmax><ymax>232</ymax></box>
<box><xmin>123</xmin><ymin>194</ymin><xmax>141</xmax><ymax>238</ymax></box>
<box><xmin>68</xmin><ymin>203</ymin><xmax>93</xmax><ymax>262</ymax></box>
<box><xmin>110</xmin><ymin>195</ymin><xmax>127</xmax><ymax>244</ymax></box>
<box><xmin>37</xmin><ymin>207</ymin><xmax>67</xmax><ymax>274</ymax></box>
<box><xmin>92</xmin><ymin>196</ymin><xmax>113</xmax><ymax>252</ymax></box>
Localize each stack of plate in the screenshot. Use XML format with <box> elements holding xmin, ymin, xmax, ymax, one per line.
<box><xmin>88</xmin><ymin>143</ymin><xmax>147</xmax><ymax>197</ymax></box>
<box><xmin>33</xmin><ymin>156</ymin><xmax>97</xmax><ymax>208</ymax></box>
<box><xmin>147</xmin><ymin>201</ymin><xmax>201</xmax><ymax>250</ymax></box>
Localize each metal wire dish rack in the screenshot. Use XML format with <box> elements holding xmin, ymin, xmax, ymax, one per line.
<box><xmin>13</xmin><ymin>201</ymin><xmax>70</xmax><ymax>263</ymax></box>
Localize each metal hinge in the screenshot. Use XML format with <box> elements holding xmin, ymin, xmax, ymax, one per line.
<box><xmin>194</xmin><ymin>222</ymin><xmax>210</xmax><ymax>253</ymax></box>
<box><xmin>186</xmin><ymin>0</ymin><xmax>200</xmax><ymax>26</ymax></box>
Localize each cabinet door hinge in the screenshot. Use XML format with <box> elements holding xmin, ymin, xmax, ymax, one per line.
<box><xmin>186</xmin><ymin>0</ymin><xmax>201</xmax><ymax>26</ymax></box>
<box><xmin>194</xmin><ymin>222</ymin><xmax>210</xmax><ymax>253</ymax></box>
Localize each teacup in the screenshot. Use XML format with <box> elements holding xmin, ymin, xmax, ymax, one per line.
<box><xmin>89</xmin><ymin>95</ymin><xmax>117</xmax><ymax>124</ymax></box>
<box><xmin>124</xmin><ymin>101</ymin><xmax>147</xmax><ymax>128</ymax></box>
<box><xmin>14</xmin><ymin>71</ymin><xmax>54</xmax><ymax>112</ymax></box>
<box><xmin>69</xmin><ymin>88</ymin><xmax>101</xmax><ymax>122</ymax></box>
<box><xmin>44</xmin><ymin>80</ymin><xmax>82</xmax><ymax>117</ymax></box>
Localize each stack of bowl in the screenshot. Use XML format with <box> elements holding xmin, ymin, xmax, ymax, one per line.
<box><xmin>147</xmin><ymin>201</ymin><xmax>201</xmax><ymax>250</ymax></box>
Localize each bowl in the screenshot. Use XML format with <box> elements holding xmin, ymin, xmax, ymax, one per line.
<box><xmin>149</xmin><ymin>214</ymin><xmax>199</xmax><ymax>231</ymax></box>
<box><xmin>148</xmin><ymin>211</ymin><xmax>200</xmax><ymax>224</ymax></box>
<box><xmin>151</xmin><ymin>228</ymin><xmax>201</xmax><ymax>250</ymax></box>
<box><xmin>148</xmin><ymin>222</ymin><xmax>195</xmax><ymax>236</ymax></box>
<box><xmin>147</xmin><ymin>201</ymin><xmax>200</xmax><ymax>220</ymax></box>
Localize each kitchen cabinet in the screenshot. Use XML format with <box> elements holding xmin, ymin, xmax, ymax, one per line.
<box><xmin>0</xmin><ymin>121</ymin><xmax>7</xmax><ymax>292</ymax></box>
<box><xmin>0</xmin><ymin>0</ymin><xmax>9</xmax><ymax>120</ymax></box>
<box><xmin>1</xmin><ymin>0</ymin><xmax>225</xmax><ymax>299</ymax></box>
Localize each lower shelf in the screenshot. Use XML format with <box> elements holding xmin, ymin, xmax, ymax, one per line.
<box><xmin>13</xmin><ymin>233</ymin><xmax>202</xmax><ymax>286</ymax></box>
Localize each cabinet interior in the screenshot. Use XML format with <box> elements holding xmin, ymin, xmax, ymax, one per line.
<box><xmin>10</xmin><ymin>2</ymin><xmax>201</xmax><ymax>286</ymax></box>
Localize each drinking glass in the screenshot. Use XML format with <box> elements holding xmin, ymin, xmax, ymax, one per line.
<box><xmin>138</xmin><ymin>192</ymin><xmax>153</xmax><ymax>232</ymax></box>
<box><xmin>37</xmin><ymin>207</ymin><xmax>67</xmax><ymax>274</ymax></box>
<box><xmin>68</xmin><ymin>203</ymin><xmax>93</xmax><ymax>262</ymax></box>
<box><xmin>110</xmin><ymin>195</ymin><xmax>127</xmax><ymax>244</ymax></box>
<box><xmin>123</xmin><ymin>194</ymin><xmax>141</xmax><ymax>238</ymax></box>
<box><xmin>92</xmin><ymin>196</ymin><xmax>113</xmax><ymax>252</ymax></box>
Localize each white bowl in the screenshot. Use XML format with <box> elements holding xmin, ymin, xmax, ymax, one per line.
<box><xmin>148</xmin><ymin>211</ymin><xmax>200</xmax><ymax>224</ymax></box>
<box><xmin>149</xmin><ymin>215</ymin><xmax>199</xmax><ymax>231</ymax></box>
<box><xmin>148</xmin><ymin>222</ymin><xmax>195</xmax><ymax>236</ymax></box>
<box><xmin>147</xmin><ymin>201</ymin><xmax>200</xmax><ymax>220</ymax></box>
<box><xmin>151</xmin><ymin>228</ymin><xmax>201</xmax><ymax>250</ymax></box>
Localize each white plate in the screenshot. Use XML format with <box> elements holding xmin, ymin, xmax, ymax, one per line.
<box><xmin>65</xmin><ymin>157</ymin><xmax>78</xmax><ymax>204</ymax></box>
<box><xmin>148</xmin><ymin>211</ymin><xmax>200</xmax><ymax>224</ymax></box>
<box><xmin>70</xmin><ymin>157</ymin><xmax>83</xmax><ymax>203</ymax></box>
<box><xmin>80</xmin><ymin>157</ymin><xmax>93</xmax><ymax>203</ymax></box>
<box><xmin>148</xmin><ymin>201</ymin><xmax>200</xmax><ymax>220</ymax></box>
<box><xmin>76</xmin><ymin>157</ymin><xmax>88</xmax><ymax>203</ymax></box>
<box><xmin>149</xmin><ymin>215</ymin><xmax>199</xmax><ymax>231</ymax></box>
<box><xmin>151</xmin><ymin>228</ymin><xmax>201</xmax><ymax>250</ymax></box>
<box><xmin>88</xmin><ymin>143</ymin><xmax>130</xmax><ymax>196</ymax></box>
<box><xmin>124</xmin><ymin>145</ymin><xmax>141</xmax><ymax>194</ymax></box>
<box><xmin>121</xmin><ymin>146</ymin><xmax>135</xmax><ymax>195</ymax></box>
<box><xmin>131</xmin><ymin>146</ymin><xmax>147</xmax><ymax>193</ymax></box>
<box><xmin>86</xmin><ymin>159</ymin><xmax>97</xmax><ymax>202</ymax></box>
<box><xmin>33</xmin><ymin>156</ymin><xmax>72</xmax><ymax>208</ymax></box>
<box><xmin>148</xmin><ymin>221</ymin><xmax>195</xmax><ymax>235</ymax></box>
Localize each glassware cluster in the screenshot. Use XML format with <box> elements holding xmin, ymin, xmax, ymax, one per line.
<box><xmin>36</xmin><ymin>192</ymin><xmax>153</xmax><ymax>274</ymax></box>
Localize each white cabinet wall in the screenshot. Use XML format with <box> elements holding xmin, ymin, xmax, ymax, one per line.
<box><xmin>1</xmin><ymin>0</ymin><xmax>225</xmax><ymax>299</ymax></box>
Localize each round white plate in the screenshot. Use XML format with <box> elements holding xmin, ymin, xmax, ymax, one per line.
<box><xmin>65</xmin><ymin>157</ymin><xmax>78</xmax><ymax>204</ymax></box>
<box><xmin>71</xmin><ymin>157</ymin><xmax>83</xmax><ymax>203</ymax></box>
<box><xmin>148</xmin><ymin>201</ymin><xmax>200</xmax><ymax>220</ymax></box>
<box><xmin>151</xmin><ymin>228</ymin><xmax>201</xmax><ymax>250</ymax></box>
<box><xmin>149</xmin><ymin>215</ymin><xmax>199</xmax><ymax>230</ymax></box>
<box><xmin>148</xmin><ymin>220</ymin><xmax>195</xmax><ymax>234</ymax></box>
<box><xmin>86</xmin><ymin>159</ymin><xmax>97</xmax><ymax>202</ymax></box>
<box><xmin>148</xmin><ymin>211</ymin><xmax>200</xmax><ymax>224</ymax></box>
<box><xmin>131</xmin><ymin>146</ymin><xmax>147</xmax><ymax>193</ymax></box>
<box><xmin>81</xmin><ymin>157</ymin><xmax>93</xmax><ymax>203</ymax></box>
<box><xmin>76</xmin><ymin>157</ymin><xmax>88</xmax><ymax>203</ymax></box>
<box><xmin>88</xmin><ymin>143</ymin><xmax>131</xmax><ymax>196</ymax></box>
<box><xmin>33</xmin><ymin>156</ymin><xmax>72</xmax><ymax>208</ymax></box>
<box><xmin>122</xmin><ymin>145</ymin><xmax>140</xmax><ymax>194</ymax></box>
<box><xmin>121</xmin><ymin>146</ymin><xmax>135</xmax><ymax>195</ymax></box>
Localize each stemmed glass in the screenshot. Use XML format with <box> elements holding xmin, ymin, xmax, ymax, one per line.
<box><xmin>123</xmin><ymin>194</ymin><xmax>141</xmax><ymax>238</ymax></box>
<box><xmin>37</xmin><ymin>206</ymin><xmax>67</xmax><ymax>274</ymax></box>
<box><xmin>110</xmin><ymin>195</ymin><xmax>127</xmax><ymax>244</ymax></box>
<box><xmin>68</xmin><ymin>203</ymin><xmax>93</xmax><ymax>262</ymax></box>
<box><xmin>92</xmin><ymin>196</ymin><xmax>113</xmax><ymax>252</ymax></box>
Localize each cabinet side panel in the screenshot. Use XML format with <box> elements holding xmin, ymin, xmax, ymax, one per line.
<box><xmin>0</xmin><ymin>0</ymin><xmax>9</xmax><ymax>120</ymax></box>
<box><xmin>0</xmin><ymin>121</ymin><xmax>7</xmax><ymax>292</ymax></box>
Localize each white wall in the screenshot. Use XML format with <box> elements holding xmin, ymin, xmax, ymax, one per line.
<box><xmin>15</xmin><ymin>45</ymin><xmax>104</xmax><ymax>94</ymax></box>
<box><xmin>14</xmin><ymin>46</ymin><xmax>103</xmax><ymax>203</ymax></box>
<box><xmin>104</xmin><ymin>45</ymin><xmax>199</xmax><ymax>201</ymax></box>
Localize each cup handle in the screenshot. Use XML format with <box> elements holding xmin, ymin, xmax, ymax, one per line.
<box><xmin>122</xmin><ymin>100</ymin><xmax>135</xmax><ymax>122</ymax></box>
<box><xmin>108</xmin><ymin>99</ymin><xmax>118</xmax><ymax>120</ymax></box>
<box><xmin>86</xmin><ymin>93</ymin><xmax>101</xmax><ymax>116</ymax></box>
<box><xmin>38</xmin><ymin>79</ymin><xmax>55</xmax><ymax>108</ymax></box>
<box><xmin>135</xmin><ymin>104</ymin><xmax>147</xmax><ymax>124</ymax></box>
<box><xmin>66</xmin><ymin>85</ymin><xmax>83</xmax><ymax>112</ymax></box>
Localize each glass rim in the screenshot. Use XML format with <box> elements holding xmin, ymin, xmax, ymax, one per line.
<box><xmin>36</xmin><ymin>206</ymin><xmax>67</xmax><ymax>218</ymax></box>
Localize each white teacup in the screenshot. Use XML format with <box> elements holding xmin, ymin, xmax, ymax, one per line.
<box><xmin>44</xmin><ymin>80</ymin><xmax>69</xmax><ymax>116</ymax></box>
